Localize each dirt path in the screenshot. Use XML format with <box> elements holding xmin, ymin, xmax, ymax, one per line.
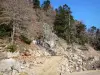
<box><xmin>68</xmin><ymin>70</ymin><xmax>100</xmax><ymax>75</ymax></box>
<box><xmin>33</xmin><ymin>56</ymin><xmax>62</xmax><ymax>75</ymax></box>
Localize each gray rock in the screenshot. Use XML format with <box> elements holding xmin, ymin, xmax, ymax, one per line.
<box><xmin>0</xmin><ymin>52</ymin><xmax>7</xmax><ymax>60</ymax></box>
<box><xmin>0</xmin><ymin>58</ymin><xmax>21</xmax><ymax>74</ymax></box>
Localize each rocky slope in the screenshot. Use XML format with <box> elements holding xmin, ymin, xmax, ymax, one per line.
<box><xmin>0</xmin><ymin>38</ymin><xmax>100</xmax><ymax>75</ymax></box>
<box><xmin>0</xmin><ymin>0</ymin><xmax>100</xmax><ymax>75</ymax></box>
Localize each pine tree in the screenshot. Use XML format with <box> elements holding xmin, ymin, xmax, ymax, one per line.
<box><xmin>54</xmin><ymin>4</ymin><xmax>74</xmax><ymax>43</ymax></box>
<box><xmin>42</xmin><ymin>0</ymin><xmax>51</xmax><ymax>11</ymax></box>
<box><xmin>33</xmin><ymin>0</ymin><xmax>40</xmax><ymax>8</ymax></box>
<box><xmin>54</xmin><ymin>6</ymin><xmax>67</xmax><ymax>39</ymax></box>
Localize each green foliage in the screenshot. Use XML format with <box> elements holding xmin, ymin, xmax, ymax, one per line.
<box><xmin>0</xmin><ymin>6</ymin><xmax>12</xmax><ymax>38</ymax></box>
<box><xmin>54</xmin><ymin>4</ymin><xmax>87</xmax><ymax>44</ymax></box>
<box><xmin>93</xmin><ymin>29</ymin><xmax>100</xmax><ymax>50</ymax></box>
<box><xmin>33</xmin><ymin>0</ymin><xmax>40</xmax><ymax>8</ymax></box>
<box><xmin>20</xmin><ymin>35</ymin><xmax>32</xmax><ymax>44</ymax></box>
<box><xmin>7</xmin><ymin>44</ymin><xmax>17</xmax><ymax>53</ymax></box>
<box><xmin>42</xmin><ymin>0</ymin><xmax>51</xmax><ymax>11</ymax></box>
<box><xmin>91</xmin><ymin>26</ymin><xmax>97</xmax><ymax>32</ymax></box>
<box><xmin>0</xmin><ymin>24</ymin><xmax>12</xmax><ymax>37</ymax></box>
<box><xmin>76</xmin><ymin>22</ymin><xmax>86</xmax><ymax>37</ymax></box>
<box><xmin>87</xmin><ymin>27</ymin><xmax>100</xmax><ymax>50</ymax></box>
<box><xmin>78</xmin><ymin>35</ymin><xmax>88</xmax><ymax>45</ymax></box>
<box><xmin>54</xmin><ymin>4</ymin><xmax>74</xmax><ymax>43</ymax></box>
<box><xmin>96</xmin><ymin>38</ymin><xmax>100</xmax><ymax>50</ymax></box>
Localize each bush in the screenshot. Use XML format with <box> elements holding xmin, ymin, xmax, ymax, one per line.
<box><xmin>0</xmin><ymin>24</ymin><xmax>12</xmax><ymax>37</ymax></box>
<box><xmin>20</xmin><ymin>35</ymin><xmax>32</xmax><ymax>44</ymax></box>
<box><xmin>7</xmin><ymin>44</ymin><xmax>17</xmax><ymax>53</ymax></box>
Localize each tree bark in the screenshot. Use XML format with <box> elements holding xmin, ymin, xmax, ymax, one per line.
<box><xmin>11</xmin><ymin>21</ymin><xmax>15</xmax><ymax>45</ymax></box>
<box><xmin>68</xmin><ymin>14</ymin><xmax>71</xmax><ymax>43</ymax></box>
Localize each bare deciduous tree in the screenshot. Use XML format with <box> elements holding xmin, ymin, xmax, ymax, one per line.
<box><xmin>1</xmin><ymin>0</ymin><xmax>34</xmax><ymax>44</ymax></box>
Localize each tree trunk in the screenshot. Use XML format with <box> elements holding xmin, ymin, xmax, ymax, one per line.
<box><xmin>11</xmin><ymin>22</ymin><xmax>15</xmax><ymax>45</ymax></box>
<box><xmin>68</xmin><ymin>14</ymin><xmax>71</xmax><ymax>43</ymax></box>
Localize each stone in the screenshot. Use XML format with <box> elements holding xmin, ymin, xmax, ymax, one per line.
<box><xmin>7</xmin><ymin>52</ymin><xmax>20</xmax><ymax>58</ymax></box>
<box><xmin>94</xmin><ymin>56</ymin><xmax>100</xmax><ymax>61</ymax></box>
<box><xmin>32</xmin><ymin>40</ymin><xmax>36</xmax><ymax>44</ymax></box>
<box><xmin>0</xmin><ymin>52</ymin><xmax>7</xmax><ymax>60</ymax></box>
<box><xmin>0</xmin><ymin>58</ymin><xmax>21</xmax><ymax>74</ymax></box>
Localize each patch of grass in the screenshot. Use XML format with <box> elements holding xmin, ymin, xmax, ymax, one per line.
<box><xmin>0</xmin><ymin>73</ymin><xmax>3</xmax><ymax>75</ymax></box>
<box><xmin>20</xmin><ymin>35</ymin><xmax>32</xmax><ymax>44</ymax></box>
<box><xmin>7</xmin><ymin>44</ymin><xmax>17</xmax><ymax>53</ymax></box>
<box><xmin>19</xmin><ymin>72</ymin><xmax>28</xmax><ymax>75</ymax></box>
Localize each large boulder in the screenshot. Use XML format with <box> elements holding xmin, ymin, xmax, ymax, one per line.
<box><xmin>0</xmin><ymin>58</ymin><xmax>21</xmax><ymax>75</ymax></box>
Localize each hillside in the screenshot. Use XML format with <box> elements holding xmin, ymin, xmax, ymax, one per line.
<box><xmin>0</xmin><ymin>0</ymin><xmax>100</xmax><ymax>75</ymax></box>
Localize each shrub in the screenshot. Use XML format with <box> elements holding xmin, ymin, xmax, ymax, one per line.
<box><xmin>20</xmin><ymin>35</ymin><xmax>32</xmax><ymax>44</ymax></box>
<box><xmin>7</xmin><ymin>44</ymin><xmax>17</xmax><ymax>53</ymax></box>
<box><xmin>0</xmin><ymin>24</ymin><xmax>12</xmax><ymax>37</ymax></box>
<box><xmin>33</xmin><ymin>0</ymin><xmax>40</xmax><ymax>8</ymax></box>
